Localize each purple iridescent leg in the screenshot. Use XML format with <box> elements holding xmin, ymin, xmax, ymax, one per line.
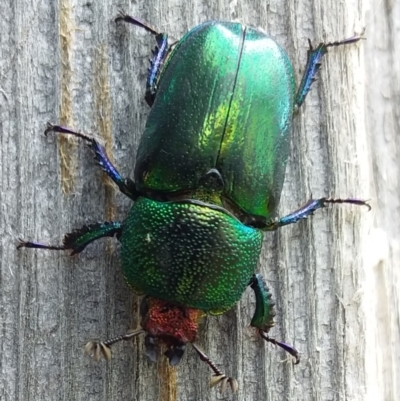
<box><xmin>295</xmin><ymin>33</ymin><xmax>364</xmax><ymax>109</ymax></box>
<box><xmin>115</xmin><ymin>11</ymin><xmax>171</xmax><ymax>106</ymax></box>
<box><xmin>250</xmin><ymin>274</ymin><xmax>300</xmax><ymax>364</ymax></box>
<box><xmin>265</xmin><ymin>197</ymin><xmax>370</xmax><ymax>231</ymax></box>
<box><xmin>45</xmin><ymin>123</ymin><xmax>137</xmax><ymax>199</ymax></box>
<box><xmin>18</xmin><ymin>221</ymin><xmax>122</xmax><ymax>255</ymax></box>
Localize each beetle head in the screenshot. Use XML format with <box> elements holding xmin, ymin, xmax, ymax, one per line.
<box><xmin>140</xmin><ymin>297</ymin><xmax>205</xmax><ymax>366</ymax></box>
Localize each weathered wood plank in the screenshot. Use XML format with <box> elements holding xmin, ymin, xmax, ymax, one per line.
<box><xmin>1</xmin><ymin>1</ymin><xmax>398</xmax><ymax>400</ymax></box>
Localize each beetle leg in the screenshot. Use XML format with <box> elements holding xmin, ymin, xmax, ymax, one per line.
<box><xmin>249</xmin><ymin>274</ymin><xmax>300</xmax><ymax>364</ymax></box>
<box><xmin>17</xmin><ymin>221</ymin><xmax>122</xmax><ymax>255</ymax></box>
<box><xmin>84</xmin><ymin>329</ymin><xmax>145</xmax><ymax>362</ymax></box>
<box><xmin>115</xmin><ymin>11</ymin><xmax>171</xmax><ymax>106</ymax></box>
<box><xmin>45</xmin><ymin>123</ymin><xmax>138</xmax><ymax>199</ymax></box>
<box><xmin>295</xmin><ymin>33</ymin><xmax>364</xmax><ymax>110</ymax></box>
<box><xmin>264</xmin><ymin>197</ymin><xmax>370</xmax><ymax>231</ymax></box>
<box><xmin>249</xmin><ymin>274</ymin><xmax>276</xmax><ymax>331</ymax></box>
<box><xmin>191</xmin><ymin>343</ymin><xmax>238</xmax><ymax>394</ymax></box>
<box><xmin>258</xmin><ymin>331</ymin><xmax>300</xmax><ymax>364</ymax></box>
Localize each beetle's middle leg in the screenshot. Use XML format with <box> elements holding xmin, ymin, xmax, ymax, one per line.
<box><xmin>264</xmin><ymin>197</ymin><xmax>370</xmax><ymax>231</ymax></box>
<box><xmin>45</xmin><ymin>123</ymin><xmax>138</xmax><ymax>200</ymax></box>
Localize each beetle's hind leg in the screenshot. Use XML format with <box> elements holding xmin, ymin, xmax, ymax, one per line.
<box><xmin>17</xmin><ymin>221</ymin><xmax>122</xmax><ymax>255</ymax></box>
<box><xmin>295</xmin><ymin>32</ymin><xmax>364</xmax><ymax>110</ymax></box>
<box><xmin>249</xmin><ymin>274</ymin><xmax>300</xmax><ymax>363</ymax></box>
<box><xmin>115</xmin><ymin>12</ymin><xmax>171</xmax><ymax>106</ymax></box>
<box><xmin>45</xmin><ymin>123</ymin><xmax>138</xmax><ymax>200</ymax></box>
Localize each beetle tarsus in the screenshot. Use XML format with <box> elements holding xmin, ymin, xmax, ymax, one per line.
<box><xmin>324</xmin><ymin>29</ymin><xmax>366</xmax><ymax>48</ymax></box>
<box><xmin>115</xmin><ymin>11</ymin><xmax>159</xmax><ymax>36</ymax></box>
<box><xmin>321</xmin><ymin>197</ymin><xmax>371</xmax><ymax>211</ymax></box>
<box><xmin>17</xmin><ymin>239</ymin><xmax>65</xmax><ymax>251</ymax></box>
<box><xmin>45</xmin><ymin>122</ymin><xmax>92</xmax><ymax>141</ymax></box>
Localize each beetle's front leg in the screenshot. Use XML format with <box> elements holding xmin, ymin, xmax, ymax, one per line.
<box><xmin>264</xmin><ymin>197</ymin><xmax>370</xmax><ymax>231</ymax></box>
<box><xmin>250</xmin><ymin>274</ymin><xmax>300</xmax><ymax>364</ymax></box>
<box><xmin>18</xmin><ymin>221</ymin><xmax>122</xmax><ymax>255</ymax></box>
<box><xmin>295</xmin><ymin>33</ymin><xmax>364</xmax><ymax>110</ymax></box>
<box><xmin>45</xmin><ymin>123</ymin><xmax>138</xmax><ymax>200</ymax></box>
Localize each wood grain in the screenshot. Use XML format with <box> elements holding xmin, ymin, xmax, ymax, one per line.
<box><xmin>1</xmin><ymin>1</ymin><xmax>398</xmax><ymax>400</ymax></box>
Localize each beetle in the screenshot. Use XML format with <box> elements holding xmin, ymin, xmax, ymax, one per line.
<box><xmin>18</xmin><ymin>14</ymin><xmax>369</xmax><ymax>393</ymax></box>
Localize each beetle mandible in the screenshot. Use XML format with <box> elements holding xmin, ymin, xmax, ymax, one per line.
<box><xmin>18</xmin><ymin>13</ymin><xmax>369</xmax><ymax>393</ymax></box>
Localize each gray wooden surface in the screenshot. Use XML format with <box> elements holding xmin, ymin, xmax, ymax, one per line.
<box><xmin>1</xmin><ymin>1</ymin><xmax>398</xmax><ymax>400</ymax></box>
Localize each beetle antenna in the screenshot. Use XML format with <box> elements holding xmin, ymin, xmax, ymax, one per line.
<box><xmin>84</xmin><ymin>329</ymin><xmax>145</xmax><ymax>362</ymax></box>
<box><xmin>191</xmin><ymin>343</ymin><xmax>238</xmax><ymax>393</ymax></box>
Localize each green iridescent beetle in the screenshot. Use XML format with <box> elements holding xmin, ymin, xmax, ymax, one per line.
<box><xmin>18</xmin><ymin>15</ymin><xmax>369</xmax><ymax>392</ymax></box>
